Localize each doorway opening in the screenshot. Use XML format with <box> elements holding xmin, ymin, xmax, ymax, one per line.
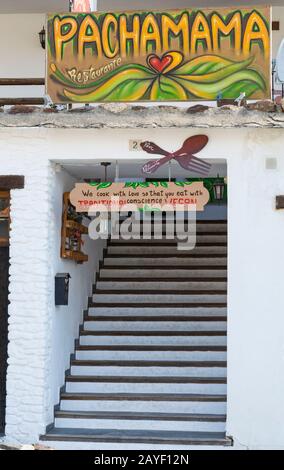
<box><xmin>42</xmin><ymin>157</ymin><xmax>229</xmax><ymax>446</ymax></box>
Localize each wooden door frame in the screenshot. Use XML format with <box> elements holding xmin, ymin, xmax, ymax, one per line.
<box><xmin>0</xmin><ymin>191</ymin><xmax>10</xmax><ymax>248</ymax></box>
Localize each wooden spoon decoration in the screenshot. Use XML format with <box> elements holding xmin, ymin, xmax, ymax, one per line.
<box><xmin>141</xmin><ymin>135</ymin><xmax>211</xmax><ymax>175</ymax></box>
<box><xmin>140</xmin><ymin>141</ymin><xmax>174</xmax><ymax>174</ymax></box>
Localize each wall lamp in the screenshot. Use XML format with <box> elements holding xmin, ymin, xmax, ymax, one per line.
<box><xmin>39</xmin><ymin>26</ymin><xmax>46</xmax><ymax>49</ymax></box>
<box><xmin>213</xmin><ymin>175</ymin><xmax>226</xmax><ymax>202</ymax></box>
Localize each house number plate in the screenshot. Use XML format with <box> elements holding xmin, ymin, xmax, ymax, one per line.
<box><xmin>129</xmin><ymin>140</ymin><xmax>143</xmax><ymax>151</ymax></box>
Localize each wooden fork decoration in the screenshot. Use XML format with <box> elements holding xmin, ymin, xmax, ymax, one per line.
<box><xmin>141</xmin><ymin>135</ymin><xmax>211</xmax><ymax>176</ymax></box>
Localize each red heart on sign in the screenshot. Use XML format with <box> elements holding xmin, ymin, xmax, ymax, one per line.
<box><xmin>147</xmin><ymin>54</ymin><xmax>173</xmax><ymax>73</ymax></box>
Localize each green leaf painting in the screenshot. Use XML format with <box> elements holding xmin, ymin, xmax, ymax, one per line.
<box><xmin>97</xmin><ymin>182</ymin><xmax>112</xmax><ymax>189</ymax></box>
<box><xmin>89</xmin><ymin>182</ymin><xmax>195</xmax><ymax>189</ymax></box>
<box><xmin>50</xmin><ymin>52</ymin><xmax>266</xmax><ymax>103</ymax></box>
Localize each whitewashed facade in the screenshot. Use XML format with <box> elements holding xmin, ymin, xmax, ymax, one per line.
<box><xmin>0</xmin><ymin>1</ymin><xmax>284</xmax><ymax>450</ymax></box>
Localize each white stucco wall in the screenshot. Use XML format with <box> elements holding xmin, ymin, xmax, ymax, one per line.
<box><xmin>0</xmin><ymin>132</ymin><xmax>106</xmax><ymax>442</ymax></box>
<box><xmin>272</xmin><ymin>6</ymin><xmax>284</xmax><ymax>58</ymax></box>
<box><xmin>49</xmin><ymin>168</ymin><xmax>106</xmax><ymax>418</ymax></box>
<box><xmin>2</xmin><ymin>146</ymin><xmax>52</xmax><ymax>442</ymax></box>
<box><xmin>0</xmin><ymin>126</ymin><xmax>284</xmax><ymax>448</ymax></box>
<box><xmin>0</xmin><ymin>14</ymin><xmax>45</xmax><ymax>98</ymax></box>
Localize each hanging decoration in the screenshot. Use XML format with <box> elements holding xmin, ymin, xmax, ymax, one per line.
<box><xmin>69</xmin><ymin>181</ymin><xmax>210</xmax><ymax>212</ymax></box>
<box><xmin>141</xmin><ymin>135</ymin><xmax>212</xmax><ymax>175</ymax></box>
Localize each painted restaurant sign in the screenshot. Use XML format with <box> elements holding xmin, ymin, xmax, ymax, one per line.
<box><xmin>70</xmin><ymin>181</ymin><xmax>210</xmax><ymax>212</ymax></box>
<box><xmin>47</xmin><ymin>6</ymin><xmax>271</xmax><ymax>103</ymax></box>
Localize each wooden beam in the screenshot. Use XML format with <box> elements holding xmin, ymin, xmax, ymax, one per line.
<box><xmin>0</xmin><ymin>98</ymin><xmax>44</xmax><ymax>106</ymax></box>
<box><xmin>0</xmin><ymin>78</ymin><xmax>44</xmax><ymax>86</ymax></box>
<box><xmin>0</xmin><ymin>176</ymin><xmax>25</xmax><ymax>190</ymax></box>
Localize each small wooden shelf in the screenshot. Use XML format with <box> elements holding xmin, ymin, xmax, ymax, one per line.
<box><xmin>66</xmin><ymin>219</ymin><xmax>88</xmax><ymax>234</ymax></box>
<box><xmin>61</xmin><ymin>192</ymin><xmax>88</xmax><ymax>264</ymax></box>
<box><xmin>63</xmin><ymin>250</ymin><xmax>88</xmax><ymax>262</ymax></box>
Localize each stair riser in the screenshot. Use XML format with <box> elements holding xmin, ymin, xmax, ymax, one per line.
<box><xmin>111</xmin><ymin>235</ymin><xmax>227</xmax><ymax>242</ymax></box>
<box><xmin>113</xmin><ymin>224</ymin><xmax>227</xmax><ymax>233</ymax></box>
<box><xmin>84</xmin><ymin>321</ymin><xmax>227</xmax><ymax>332</ymax></box>
<box><xmin>88</xmin><ymin>307</ymin><xmax>227</xmax><ymax>316</ymax></box>
<box><xmin>113</xmin><ymin>219</ymin><xmax>227</xmax><ymax>227</ymax></box>
<box><xmin>107</xmin><ymin>247</ymin><xmax>227</xmax><ymax>255</ymax></box>
<box><xmin>70</xmin><ymin>366</ymin><xmax>226</xmax><ymax>377</ymax></box>
<box><xmin>60</xmin><ymin>400</ymin><xmax>226</xmax><ymax>414</ymax></box>
<box><xmin>92</xmin><ymin>295</ymin><xmax>227</xmax><ymax>304</ymax></box>
<box><xmin>80</xmin><ymin>336</ymin><xmax>227</xmax><ymax>346</ymax></box>
<box><xmin>96</xmin><ymin>281</ymin><xmax>227</xmax><ymax>291</ymax></box>
<box><xmin>194</xmin><ymin>235</ymin><xmax>227</xmax><ymax>242</ymax></box>
<box><xmin>114</xmin><ymin>221</ymin><xmax>227</xmax><ymax>229</ymax></box>
<box><xmin>65</xmin><ymin>381</ymin><xmax>226</xmax><ymax>394</ymax></box>
<box><xmin>104</xmin><ymin>258</ymin><xmax>227</xmax><ymax>266</ymax></box>
<box><xmin>54</xmin><ymin>417</ymin><xmax>226</xmax><ymax>433</ymax></box>
<box><xmin>75</xmin><ymin>350</ymin><xmax>227</xmax><ymax>361</ymax></box>
<box><xmin>100</xmin><ymin>269</ymin><xmax>227</xmax><ymax>278</ymax></box>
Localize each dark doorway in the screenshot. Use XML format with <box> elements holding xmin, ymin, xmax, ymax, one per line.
<box><xmin>0</xmin><ymin>191</ymin><xmax>10</xmax><ymax>435</ymax></box>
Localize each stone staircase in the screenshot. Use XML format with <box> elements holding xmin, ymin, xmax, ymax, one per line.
<box><xmin>41</xmin><ymin>219</ymin><xmax>232</xmax><ymax>449</ymax></box>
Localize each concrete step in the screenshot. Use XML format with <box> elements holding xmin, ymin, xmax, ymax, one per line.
<box><xmin>99</xmin><ymin>268</ymin><xmax>227</xmax><ymax>278</ymax></box>
<box><xmin>114</xmin><ymin>220</ymin><xmax>227</xmax><ymax>228</ymax></box>
<box><xmin>111</xmin><ymin>234</ymin><xmax>227</xmax><ymax>243</ymax></box>
<box><xmin>91</xmin><ymin>293</ymin><xmax>227</xmax><ymax>305</ymax></box>
<box><xmin>115</xmin><ymin>217</ymin><xmax>226</xmax><ymax>222</ymax></box>
<box><xmin>193</xmin><ymin>234</ymin><xmax>227</xmax><ymax>242</ymax></box>
<box><xmin>96</xmin><ymin>280</ymin><xmax>227</xmax><ymax>291</ymax></box>
<box><xmin>88</xmin><ymin>306</ymin><xmax>227</xmax><ymax>316</ymax></box>
<box><xmin>59</xmin><ymin>393</ymin><xmax>227</xmax><ymax>414</ymax></box>
<box><xmin>70</xmin><ymin>361</ymin><xmax>226</xmax><ymax>378</ymax></box>
<box><xmin>40</xmin><ymin>428</ymin><xmax>231</xmax><ymax>448</ymax></box>
<box><xmin>83</xmin><ymin>320</ymin><xmax>227</xmax><ymax>332</ymax></box>
<box><xmin>109</xmin><ymin>235</ymin><xmax>227</xmax><ymax>245</ymax></box>
<box><xmin>54</xmin><ymin>410</ymin><xmax>226</xmax><ymax>432</ymax></box>
<box><xmin>65</xmin><ymin>375</ymin><xmax>227</xmax><ymax>394</ymax></box>
<box><xmin>39</xmin><ymin>440</ymin><xmax>232</xmax><ymax>450</ymax></box>
<box><xmin>39</xmin><ymin>440</ymin><xmax>235</xmax><ymax>452</ymax></box>
<box><xmin>103</xmin><ymin>257</ymin><xmax>227</xmax><ymax>266</ymax></box>
<box><xmin>75</xmin><ymin>348</ymin><xmax>227</xmax><ymax>361</ymax></box>
<box><xmin>107</xmin><ymin>246</ymin><xmax>227</xmax><ymax>255</ymax></box>
<box><xmin>79</xmin><ymin>332</ymin><xmax>227</xmax><ymax>346</ymax></box>
<box><xmin>113</xmin><ymin>222</ymin><xmax>227</xmax><ymax>233</ymax></box>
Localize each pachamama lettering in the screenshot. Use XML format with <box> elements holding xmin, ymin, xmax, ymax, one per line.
<box><xmin>50</xmin><ymin>10</ymin><xmax>270</xmax><ymax>61</ymax></box>
<box><xmin>47</xmin><ymin>7</ymin><xmax>271</xmax><ymax>103</ymax></box>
